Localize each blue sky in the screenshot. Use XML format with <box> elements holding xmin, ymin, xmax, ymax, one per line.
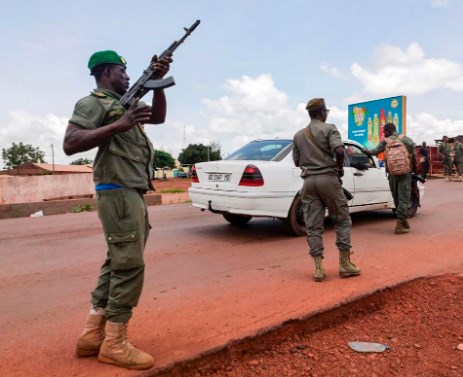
<box><xmin>1</xmin><ymin>0</ymin><xmax>463</xmax><ymax>166</ymax></box>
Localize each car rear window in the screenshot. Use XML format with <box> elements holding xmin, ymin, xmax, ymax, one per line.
<box><xmin>225</xmin><ymin>140</ymin><xmax>293</xmax><ymax>161</ymax></box>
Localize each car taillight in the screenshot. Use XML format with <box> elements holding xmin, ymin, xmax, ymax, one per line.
<box><xmin>191</xmin><ymin>164</ymin><xmax>199</xmax><ymax>183</ymax></box>
<box><xmin>239</xmin><ymin>164</ymin><xmax>264</xmax><ymax>186</ymax></box>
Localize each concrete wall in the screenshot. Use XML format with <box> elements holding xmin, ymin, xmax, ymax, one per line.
<box><xmin>0</xmin><ymin>173</ymin><xmax>94</xmax><ymax>204</ymax></box>
<box><xmin>0</xmin><ymin>193</ymin><xmax>162</xmax><ymax>219</ymax></box>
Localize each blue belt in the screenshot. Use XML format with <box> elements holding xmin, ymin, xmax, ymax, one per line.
<box><xmin>95</xmin><ymin>183</ymin><xmax>124</xmax><ymax>191</ymax></box>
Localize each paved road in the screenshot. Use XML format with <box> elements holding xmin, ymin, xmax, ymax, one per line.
<box><xmin>1</xmin><ymin>180</ymin><xmax>463</xmax><ymax>377</ymax></box>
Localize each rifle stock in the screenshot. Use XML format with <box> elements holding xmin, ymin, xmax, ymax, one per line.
<box><xmin>339</xmin><ymin>178</ymin><xmax>353</xmax><ymax>201</ymax></box>
<box><xmin>412</xmin><ymin>173</ymin><xmax>426</xmax><ymax>184</ymax></box>
<box><xmin>343</xmin><ymin>187</ymin><xmax>354</xmax><ymax>201</ymax></box>
<box><xmin>120</xmin><ymin>20</ymin><xmax>200</xmax><ymax>108</ymax></box>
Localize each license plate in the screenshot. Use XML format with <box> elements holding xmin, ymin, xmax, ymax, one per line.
<box><xmin>208</xmin><ymin>173</ymin><xmax>230</xmax><ymax>182</ymax></box>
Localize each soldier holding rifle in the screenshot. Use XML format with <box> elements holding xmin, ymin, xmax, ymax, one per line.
<box><xmin>63</xmin><ymin>20</ymin><xmax>200</xmax><ymax>370</ymax></box>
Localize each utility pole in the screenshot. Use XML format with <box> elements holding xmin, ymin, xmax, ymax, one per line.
<box><xmin>183</xmin><ymin>125</ymin><xmax>188</xmax><ymax>150</ymax></box>
<box><xmin>50</xmin><ymin>144</ymin><xmax>55</xmax><ymax>173</ymax></box>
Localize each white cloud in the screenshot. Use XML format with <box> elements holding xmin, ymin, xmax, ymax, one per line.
<box><xmin>203</xmin><ymin>74</ymin><xmax>289</xmax><ymax>115</ymax></box>
<box><xmin>351</xmin><ymin>42</ymin><xmax>463</xmax><ymax>96</ymax></box>
<box><xmin>194</xmin><ymin>74</ymin><xmax>463</xmax><ymax>152</ymax></box>
<box><xmin>0</xmin><ymin>110</ymin><xmax>94</xmax><ymax>167</ymax></box>
<box><xmin>328</xmin><ymin>106</ymin><xmax>349</xmax><ymax>137</ymax></box>
<box><xmin>199</xmin><ymin>74</ymin><xmax>308</xmax><ymax>155</ymax></box>
<box><xmin>431</xmin><ymin>0</ymin><xmax>449</xmax><ymax>7</ymax></box>
<box><xmin>3</xmin><ymin>73</ymin><xmax>462</xmax><ymax>170</ymax></box>
<box><xmin>406</xmin><ymin>112</ymin><xmax>463</xmax><ymax>145</ymax></box>
<box><xmin>320</xmin><ymin>63</ymin><xmax>342</xmax><ymax>78</ymax></box>
<box><xmin>175</xmin><ymin>75</ymin><xmax>352</xmax><ymax>156</ymax></box>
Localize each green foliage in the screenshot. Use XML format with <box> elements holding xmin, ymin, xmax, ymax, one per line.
<box><xmin>153</xmin><ymin>150</ymin><xmax>176</xmax><ymax>170</ymax></box>
<box><xmin>158</xmin><ymin>188</ymin><xmax>185</xmax><ymax>194</ymax></box>
<box><xmin>178</xmin><ymin>143</ymin><xmax>222</xmax><ymax>166</ymax></box>
<box><xmin>70</xmin><ymin>157</ymin><xmax>93</xmax><ymax>165</ymax></box>
<box><xmin>2</xmin><ymin>142</ymin><xmax>46</xmax><ymax>169</ymax></box>
<box><xmin>72</xmin><ymin>203</ymin><xmax>94</xmax><ymax>213</ymax></box>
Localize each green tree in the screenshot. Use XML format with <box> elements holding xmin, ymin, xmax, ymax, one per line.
<box><xmin>178</xmin><ymin>143</ymin><xmax>221</xmax><ymax>166</ymax></box>
<box><xmin>2</xmin><ymin>142</ymin><xmax>46</xmax><ymax>169</ymax></box>
<box><xmin>70</xmin><ymin>157</ymin><xmax>93</xmax><ymax>165</ymax></box>
<box><xmin>153</xmin><ymin>150</ymin><xmax>176</xmax><ymax>170</ymax></box>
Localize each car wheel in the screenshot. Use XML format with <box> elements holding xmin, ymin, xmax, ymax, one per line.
<box><xmin>282</xmin><ymin>195</ymin><xmax>306</xmax><ymax>236</ymax></box>
<box><xmin>222</xmin><ymin>213</ymin><xmax>252</xmax><ymax>225</ymax></box>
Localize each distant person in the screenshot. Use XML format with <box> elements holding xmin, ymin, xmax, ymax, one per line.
<box><xmin>419</xmin><ymin>141</ymin><xmax>430</xmax><ymax>180</ymax></box>
<box><xmin>453</xmin><ymin>136</ymin><xmax>463</xmax><ymax>182</ymax></box>
<box><xmin>438</xmin><ymin>136</ymin><xmax>453</xmax><ymax>182</ymax></box>
<box><xmin>292</xmin><ymin>98</ymin><xmax>360</xmax><ymax>282</ymax></box>
<box><xmin>63</xmin><ymin>50</ymin><xmax>173</xmax><ymax>370</ymax></box>
<box><xmin>363</xmin><ymin>123</ymin><xmax>417</xmax><ymax>234</ymax></box>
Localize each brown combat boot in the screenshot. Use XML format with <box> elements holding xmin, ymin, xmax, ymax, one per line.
<box><xmin>76</xmin><ymin>313</ymin><xmax>106</xmax><ymax>357</ymax></box>
<box><xmin>312</xmin><ymin>255</ymin><xmax>325</xmax><ymax>282</ymax></box>
<box><xmin>339</xmin><ymin>250</ymin><xmax>361</xmax><ymax>278</ymax></box>
<box><xmin>98</xmin><ymin>320</ymin><xmax>154</xmax><ymax>370</ymax></box>
<box><xmin>394</xmin><ymin>219</ymin><xmax>409</xmax><ymax>234</ymax></box>
<box><xmin>402</xmin><ymin>219</ymin><xmax>410</xmax><ymax>229</ymax></box>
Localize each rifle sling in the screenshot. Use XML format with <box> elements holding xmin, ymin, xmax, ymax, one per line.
<box><xmin>302</xmin><ymin>125</ymin><xmax>352</xmax><ymax>200</ymax></box>
<box><xmin>302</xmin><ymin>125</ymin><xmax>331</xmax><ymax>155</ymax></box>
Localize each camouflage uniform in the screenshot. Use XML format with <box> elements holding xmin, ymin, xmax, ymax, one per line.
<box><xmin>453</xmin><ymin>141</ymin><xmax>463</xmax><ymax>178</ymax></box>
<box><xmin>292</xmin><ymin>119</ymin><xmax>351</xmax><ymax>257</ymax></box>
<box><xmin>439</xmin><ymin>142</ymin><xmax>453</xmax><ymax>177</ymax></box>
<box><xmin>368</xmin><ymin>132</ymin><xmax>415</xmax><ymax>220</ymax></box>
<box><xmin>70</xmin><ymin>89</ymin><xmax>155</xmax><ymax>323</ymax></box>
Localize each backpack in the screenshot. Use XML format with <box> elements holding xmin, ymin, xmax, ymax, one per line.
<box><xmin>384</xmin><ymin>135</ymin><xmax>411</xmax><ymax>175</ymax></box>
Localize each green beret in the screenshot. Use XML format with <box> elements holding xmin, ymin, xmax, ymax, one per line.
<box><xmin>87</xmin><ymin>50</ymin><xmax>127</xmax><ymax>71</ymax></box>
<box><xmin>306</xmin><ymin>98</ymin><xmax>329</xmax><ymax>111</ymax></box>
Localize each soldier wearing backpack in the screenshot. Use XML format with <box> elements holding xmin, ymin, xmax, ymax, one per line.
<box><xmin>363</xmin><ymin>123</ymin><xmax>417</xmax><ymax>234</ymax></box>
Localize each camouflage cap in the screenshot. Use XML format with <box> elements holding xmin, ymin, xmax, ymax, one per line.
<box><xmin>305</xmin><ymin>98</ymin><xmax>329</xmax><ymax>111</ymax></box>
<box><xmin>87</xmin><ymin>50</ymin><xmax>127</xmax><ymax>70</ymax></box>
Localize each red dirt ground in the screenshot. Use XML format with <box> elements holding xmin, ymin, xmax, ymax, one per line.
<box><xmin>150</xmin><ymin>274</ymin><xmax>463</xmax><ymax>377</ymax></box>
<box><xmin>2</xmin><ymin>178</ymin><xmax>462</xmax><ymax>377</ymax></box>
<box><xmin>146</xmin><ymin>178</ymin><xmax>463</xmax><ymax>377</ymax></box>
<box><xmin>150</xmin><ymin>179</ymin><xmax>463</xmax><ymax>377</ymax></box>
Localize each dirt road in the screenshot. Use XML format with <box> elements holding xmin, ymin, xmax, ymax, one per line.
<box><xmin>1</xmin><ymin>179</ymin><xmax>463</xmax><ymax>377</ymax></box>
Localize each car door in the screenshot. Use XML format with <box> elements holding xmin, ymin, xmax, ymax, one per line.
<box><xmin>344</xmin><ymin>143</ymin><xmax>390</xmax><ymax>207</ymax></box>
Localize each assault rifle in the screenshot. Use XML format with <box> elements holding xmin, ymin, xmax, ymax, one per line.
<box><xmin>120</xmin><ymin>19</ymin><xmax>201</xmax><ymax>108</ymax></box>
<box><xmin>339</xmin><ymin>178</ymin><xmax>354</xmax><ymax>201</ymax></box>
<box><xmin>412</xmin><ymin>173</ymin><xmax>426</xmax><ymax>184</ymax></box>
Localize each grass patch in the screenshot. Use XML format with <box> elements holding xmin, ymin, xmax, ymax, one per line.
<box><xmin>72</xmin><ymin>203</ymin><xmax>94</xmax><ymax>213</ymax></box>
<box><xmin>158</xmin><ymin>189</ymin><xmax>186</xmax><ymax>194</ymax></box>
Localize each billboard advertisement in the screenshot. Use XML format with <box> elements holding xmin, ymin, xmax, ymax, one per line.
<box><xmin>348</xmin><ymin>96</ymin><xmax>407</xmax><ymax>149</ymax></box>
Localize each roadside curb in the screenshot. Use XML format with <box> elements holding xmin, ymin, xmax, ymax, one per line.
<box><xmin>140</xmin><ymin>272</ymin><xmax>447</xmax><ymax>376</ymax></box>
<box><xmin>0</xmin><ymin>194</ymin><xmax>163</xmax><ymax>219</ymax></box>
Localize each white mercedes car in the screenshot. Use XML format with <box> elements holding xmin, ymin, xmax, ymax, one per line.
<box><xmin>188</xmin><ymin>139</ymin><xmax>423</xmax><ymax>236</ymax></box>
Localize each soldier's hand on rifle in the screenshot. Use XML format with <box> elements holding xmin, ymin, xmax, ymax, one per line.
<box><xmin>151</xmin><ymin>55</ymin><xmax>173</xmax><ymax>79</ymax></box>
<box><xmin>118</xmin><ymin>101</ymin><xmax>152</xmax><ymax>130</ymax></box>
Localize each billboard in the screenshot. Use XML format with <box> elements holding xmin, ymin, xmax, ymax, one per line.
<box><xmin>348</xmin><ymin>96</ymin><xmax>407</xmax><ymax>149</ymax></box>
